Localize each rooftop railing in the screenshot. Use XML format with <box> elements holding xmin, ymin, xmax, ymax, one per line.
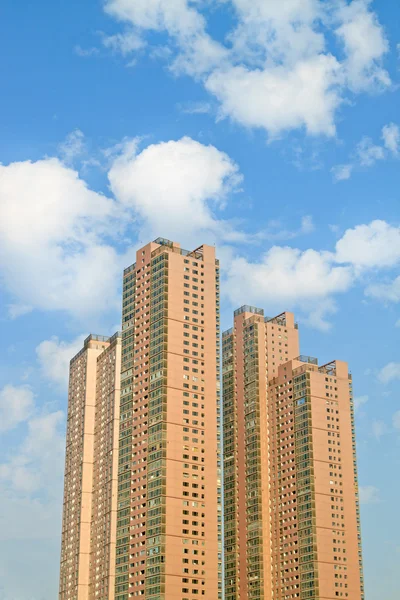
<box><xmin>124</xmin><ymin>263</ymin><xmax>136</xmax><ymax>275</ymax></box>
<box><xmin>109</xmin><ymin>331</ymin><xmax>122</xmax><ymax>344</ymax></box>
<box><xmin>222</xmin><ymin>328</ymin><xmax>234</xmax><ymax>337</ymax></box>
<box><xmin>318</xmin><ymin>360</ymin><xmax>337</xmax><ymax>376</ymax></box>
<box><xmin>234</xmin><ymin>305</ymin><xmax>264</xmax><ymax>317</ymax></box>
<box><xmin>151</xmin><ymin>244</ymin><xmax>205</xmax><ymax>261</ymax></box>
<box><xmin>295</xmin><ymin>355</ymin><xmax>319</xmax><ymax>366</ymax></box>
<box><xmin>84</xmin><ymin>334</ymin><xmax>110</xmax><ymax>345</ymax></box>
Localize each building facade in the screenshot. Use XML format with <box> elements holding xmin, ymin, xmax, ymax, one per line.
<box><xmin>223</xmin><ymin>307</ymin><xmax>364</xmax><ymax>600</ymax></box>
<box><xmin>115</xmin><ymin>238</ymin><xmax>222</xmax><ymax>600</ymax></box>
<box><xmin>223</xmin><ymin>307</ymin><xmax>300</xmax><ymax>600</ymax></box>
<box><xmin>59</xmin><ymin>333</ymin><xmax>122</xmax><ymax>600</ymax></box>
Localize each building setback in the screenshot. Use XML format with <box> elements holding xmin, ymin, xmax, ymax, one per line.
<box><xmin>115</xmin><ymin>239</ymin><xmax>222</xmax><ymax>600</ymax></box>
<box><xmin>222</xmin><ymin>306</ymin><xmax>364</xmax><ymax>600</ymax></box>
<box><xmin>59</xmin><ymin>332</ymin><xmax>121</xmax><ymax>600</ymax></box>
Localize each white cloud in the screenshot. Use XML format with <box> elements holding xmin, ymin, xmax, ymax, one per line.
<box><xmin>0</xmin><ymin>157</ymin><xmax>122</xmax><ymax>320</ymax></box>
<box><xmin>335</xmin><ymin>0</ymin><xmax>390</xmax><ymax>92</ymax></box>
<box><xmin>7</xmin><ymin>303</ymin><xmax>33</xmax><ymax>319</ymax></box>
<box><xmin>332</xmin><ymin>123</ymin><xmax>400</xmax><ymax>180</ymax></box>
<box><xmin>332</xmin><ymin>121</ymin><xmax>400</xmax><ymax>180</ymax></box>
<box><xmin>2</xmin><ymin>138</ymin><xmax>398</xmax><ymax>329</ymax></box>
<box><xmin>104</xmin><ymin>0</ymin><xmax>203</xmax><ymax>34</ymax></box>
<box><xmin>332</xmin><ymin>163</ymin><xmax>353</xmax><ymax>181</ymax></box>
<box><xmin>102</xmin><ymin>30</ymin><xmax>145</xmax><ymax>55</ymax></box>
<box><xmin>304</xmin><ymin>298</ymin><xmax>338</xmax><ymax>332</ymax></box>
<box><xmin>0</xmin><ymin>371</ymin><xmax>66</xmax><ymax>600</ymax></box>
<box><xmin>354</xmin><ymin>395</ymin><xmax>368</xmax><ymax>411</ymax></box>
<box><xmin>335</xmin><ymin>220</ymin><xmax>400</xmax><ymax>269</ymax></box>
<box><xmin>356</xmin><ymin>136</ymin><xmax>385</xmax><ymax>167</ymax></box>
<box><xmin>108</xmin><ymin>136</ymin><xmax>243</xmax><ymax>246</ymax></box>
<box><xmin>382</xmin><ymin>122</ymin><xmax>400</xmax><ymax>155</ymax></box>
<box><xmin>103</xmin><ymin>0</ymin><xmax>391</xmax><ymax>138</ymax></box>
<box><xmin>359</xmin><ymin>485</ymin><xmax>380</xmax><ymax>504</ymax></box>
<box><xmin>224</xmin><ymin>245</ymin><xmax>353</xmax><ymax>330</ymax></box>
<box><xmin>104</xmin><ymin>0</ymin><xmax>227</xmax><ymax>76</ymax></box>
<box><xmin>378</xmin><ymin>362</ymin><xmax>400</xmax><ymax>384</ymax></box>
<box><xmin>224</xmin><ymin>219</ymin><xmax>400</xmax><ymax>327</ymax></box>
<box><xmin>0</xmin><ymin>385</ymin><xmax>35</xmax><ymax>432</ymax></box>
<box><xmin>206</xmin><ymin>56</ymin><xmax>341</xmax><ymax>137</ymax></box>
<box><xmin>228</xmin><ymin>0</ymin><xmax>325</xmax><ymax>65</ymax></box>
<box><xmin>0</xmin><ymin>411</ymin><xmax>65</xmax><ymax>494</ymax></box>
<box><xmin>0</xmin><ymin>408</ymin><xmax>65</xmax><ymax>600</ymax></box>
<box><xmin>0</xmin><ymin>136</ymin><xmax>249</xmax><ymax>321</ymax></box>
<box><xmin>36</xmin><ymin>335</ymin><xmax>86</xmax><ymax>388</ymax></box>
<box><xmin>58</xmin><ymin>129</ymin><xmax>86</xmax><ymax>164</ymax></box>
<box><xmin>366</xmin><ymin>275</ymin><xmax>400</xmax><ymax>303</ymax></box>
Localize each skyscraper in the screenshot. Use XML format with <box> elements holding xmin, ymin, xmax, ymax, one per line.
<box><xmin>223</xmin><ymin>306</ymin><xmax>364</xmax><ymax>600</ymax></box>
<box><xmin>59</xmin><ymin>332</ymin><xmax>122</xmax><ymax>600</ymax></box>
<box><xmin>115</xmin><ymin>239</ymin><xmax>222</xmax><ymax>600</ymax></box>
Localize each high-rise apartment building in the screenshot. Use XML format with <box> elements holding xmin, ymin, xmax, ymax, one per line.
<box><xmin>223</xmin><ymin>306</ymin><xmax>364</xmax><ymax>600</ymax></box>
<box><xmin>115</xmin><ymin>238</ymin><xmax>222</xmax><ymax>600</ymax></box>
<box><xmin>223</xmin><ymin>307</ymin><xmax>300</xmax><ymax>600</ymax></box>
<box><xmin>59</xmin><ymin>332</ymin><xmax>122</xmax><ymax>600</ymax></box>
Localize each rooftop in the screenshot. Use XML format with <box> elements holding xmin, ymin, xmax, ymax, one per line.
<box><xmin>234</xmin><ymin>305</ymin><xmax>264</xmax><ymax>317</ymax></box>
<box><xmin>70</xmin><ymin>332</ymin><xmax>122</xmax><ymax>364</ymax></box>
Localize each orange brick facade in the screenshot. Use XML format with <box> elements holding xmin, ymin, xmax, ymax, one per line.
<box><xmin>223</xmin><ymin>307</ymin><xmax>364</xmax><ymax>600</ymax></box>
<box><xmin>115</xmin><ymin>239</ymin><xmax>222</xmax><ymax>600</ymax></box>
<box><xmin>59</xmin><ymin>333</ymin><xmax>121</xmax><ymax>600</ymax></box>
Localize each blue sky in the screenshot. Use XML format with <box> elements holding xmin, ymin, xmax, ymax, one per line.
<box><xmin>0</xmin><ymin>1</ymin><xmax>399</xmax><ymax>598</ymax></box>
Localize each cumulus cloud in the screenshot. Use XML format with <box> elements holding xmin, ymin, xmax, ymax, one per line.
<box><xmin>223</xmin><ymin>218</ymin><xmax>400</xmax><ymax>328</ymax></box>
<box><xmin>228</xmin><ymin>0</ymin><xmax>325</xmax><ymax>64</ymax></box>
<box><xmin>224</xmin><ymin>245</ymin><xmax>353</xmax><ymax>329</ymax></box>
<box><xmin>104</xmin><ymin>0</ymin><xmax>227</xmax><ymax>76</ymax></box>
<box><xmin>335</xmin><ymin>0</ymin><xmax>390</xmax><ymax>91</ymax></box>
<box><xmin>0</xmin><ymin>385</ymin><xmax>35</xmax><ymax>432</ymax></box>
<box><xmin>104</xmin><ymin>0</ymin><xmax>203</xmax><ymax>34</ymax></box>
<box><xmin>2</xmin><ymin>132</ymin><xmax>399</xmax><ymax>330</ymax></box>
<box><xmin>206</xmin><ymin>55</ymin><xmax>341</xmax><ymax>137</ymax></box>
<box><xmin>0</xmin><ymin>136</ymin><xmax>249</xmax><ymax>320</ymax></box>
<box><xmin>335</xmin><ymin>220</ymin><xmax>400</xmax><ymax>269</ymax></box>
<box><xmin>378</xmin><ymin>362</ymin><xmax>400</xmax><ymax>384</ymax></box>
<box><xmin>108</xmin><ymin>136</ymin><xmax>243</xmax><ymax>245</ymax></box>
<box><xmin>36</xmin><ymin>335</ymin><xmax>86</xmax><ymax>388</ymax></box>
<box><xmin>0</xmin><ymin>157</ymin><xmax>122</xmax><ymax>320</ymax></box>
<box><xmin>103</xmin><ymin>0</ymin><xmax>391</xmax><ymax>138</ymax></box>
